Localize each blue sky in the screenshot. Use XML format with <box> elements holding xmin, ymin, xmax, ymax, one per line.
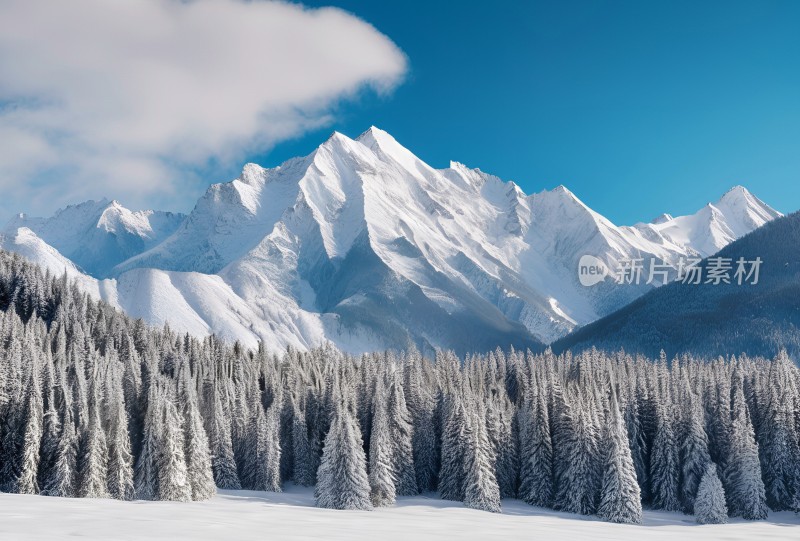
<box><xmin>260</xmin><ymin>0</ymin><xmax>800</xmax><ymax>224</ymax></box>
<box><xmin>1</xmin><ymin>1</ymin><xmax>798</xmax><ymax>225</ymax></box>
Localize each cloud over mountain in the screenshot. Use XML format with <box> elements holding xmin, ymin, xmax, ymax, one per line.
<box><xmin>0</xmin><ymin>0</ymin><xmax>407</xmax><ymax>218</ymax></box>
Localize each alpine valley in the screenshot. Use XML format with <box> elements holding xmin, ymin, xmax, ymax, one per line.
<box><xmin>0</xmin><ymin>128</ymin><xmax>782</xmax><ymax>355</ymax></box>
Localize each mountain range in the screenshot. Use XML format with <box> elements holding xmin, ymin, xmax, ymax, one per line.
<box><xmin>554</xmin><ymin>210</ymin><xmax>800</xmax><ymax>359</ymax></box>
<box><xmin>0</xmin><ymin>127</ymin><xmax>783</xmax><ymax>354</ymax></box>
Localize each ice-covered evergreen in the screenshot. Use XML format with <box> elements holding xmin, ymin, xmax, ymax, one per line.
<box><xmin>315</xmin><ymin>397</ymin><xmax>372</xmax><ymax>511</ymax></box>
<box><xmin>368</xmin><ymin>378</ymin><xmax>396</xmax><ymax>507</ymax></box>
<box><xmin>695</xmin><ymin>464</ymin><xmax>728</xmax><ymax>524</ymax></box>
<box><xmin>597</xmin><ymin>388</ymin><xmax>642</xmax><ymax>524</ymax></box>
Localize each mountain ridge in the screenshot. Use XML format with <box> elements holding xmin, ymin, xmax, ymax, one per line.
<box><xmin>553</xmin><ymin>210</ymin><xmax>800</xmax><ymax>358</ymax></box>
<box><xmin>0</xmin><ymin>127</ymin><xmax>783</xmax><ymax>354</ymax></box>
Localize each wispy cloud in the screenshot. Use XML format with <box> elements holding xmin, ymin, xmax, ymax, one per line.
<box><xmin>0</xmin><ymin>0</ymin><xmax>407</xmax><ymax>218</ymax></box>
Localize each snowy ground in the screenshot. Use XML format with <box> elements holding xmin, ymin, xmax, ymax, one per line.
<box><xmin>2</xmin><ymin>485</ymin><xmax>798</xmax><ymax>540</ymax></box>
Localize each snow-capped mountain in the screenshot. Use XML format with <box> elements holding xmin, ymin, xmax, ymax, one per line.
<box><xmin>0</xmin><ymin>127</ymin><xmax>782</xmax><ymax>354</ymax></box>
<box><xmin>554</xmin><ymin>210</ymin><xmax>800</xmax><ymax>358</ymax></box>
<box><xmin>6</xmin><ymin>199</ymin><xmax>185</xmax><ymax>277</ymax></box>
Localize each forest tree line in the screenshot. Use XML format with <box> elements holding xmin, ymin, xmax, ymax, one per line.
<box><xmin>1</xmin><ymin>249</ymin><xmax>799</xmax><ymax>524</ymax></box>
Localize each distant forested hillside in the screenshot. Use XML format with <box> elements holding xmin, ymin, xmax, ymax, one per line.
<box><xmin>555</xmin><ymin>211</ymin><xmax>800</xmax><ymax>359</ymax></box>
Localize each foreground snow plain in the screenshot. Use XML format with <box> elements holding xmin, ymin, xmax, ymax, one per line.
<box><xmin>2</xmin><ymin>484</ymin><xmax>798</xmax><ymax>540</ymax></box>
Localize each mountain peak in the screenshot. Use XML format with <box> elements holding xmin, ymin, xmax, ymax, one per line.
<box><xmin>355</xmin><ymin>125</ymin><xmax>398</xmax><ymax>150</ymax></box>
<box><xmin>239</xmin><ymin>163</ymin><xmax>268</xmax><ymax>186</ymax></box>
<box><xmin>357</xmin><ymin>125</ymin><xmax>388</xmax><ymax>139</ymax></box>
<box><xmin>718</xmin><ymin>185</ymin><xmax>752</xmax><ymax>204</ymax></box>
<box><xmin>540</xmin><ymin>184</ymin><xmax>586</xmax><ymax>206</ymax></box>
<box><xmin>651</xmin><ymin>213</ymin><xmax>674</xmax><ymax>224</ymax></box>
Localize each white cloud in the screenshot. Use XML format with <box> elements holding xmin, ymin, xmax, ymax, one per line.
<box><xmin>0</xmin><ymin>0</ymin><xmax>407</xmax><ymax>217</ymax></box>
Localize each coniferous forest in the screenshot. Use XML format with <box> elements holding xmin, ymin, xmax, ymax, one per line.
<box><xmin>1</xmin><ymin>249</ymin><xmax>799</xmax><ymax>525</ymax></box>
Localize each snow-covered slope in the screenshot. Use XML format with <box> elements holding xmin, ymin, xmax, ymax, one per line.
<box><xmin>5</xmin><ymin>199</ymin><xmax>185</xmax><ymax>277</ymax></box>
<box><xmin>1</xmin><ymin>128</ymin><xmax>783</xmax><ymax>353</ymax></box>
<box><xmin>3</xmin><ymin>487</ymin><xmax>798</xmax><ymax>541</ymax></box>
<box><xmin>631</xmin><ymin>186</ymin><xmax>782</xmax><ymax>259</ymax></box>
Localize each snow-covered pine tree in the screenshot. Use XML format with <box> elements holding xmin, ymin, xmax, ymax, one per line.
<box><xmin>553</xmin><ymin>391</ymin><xmax>600</xmax><ymax>515</ymax></box>
<box><xmin>16</xmin><ymin>347</ymin><xmax>43</xmax><ymax>494</ymax></box>
<box><xmin>244</xmin><ymin>397</ymin><xmax>282</xmax><ymax>493</ymax></box>
<box><xmin>758</xmin><ymin>355</ymin><xmax>800</xmax><ymax>511</ymax></box>
<box><xmin>679</xmin><ymin>386</ymin><xmax>712</xmax><ymax>513</ymax></box>
<box><xmin>518</xmin><ymin>385</ymin><xmax>554</xmax><ymax>508</ymax></box>
<box><xmin>157</xmin><ymin>394</ymin><xmax>191</xmax><ymax>502</ymax></box>
<box><xmin>179</xmin><ymin>368</ymin><xmax>216</xmax><ymax>500</ymax></box>
<box><xmin>78</xmin><ymin>380</ymin><xmax>109</xmax><ymax>498</ymax></box>
<box><xmin>597</xmin><ymin>387</ymin><xmax>642</xmax><ymax>524</ymax></box>
<box><xmin>725</xmin><ymin>375</ymin><xmax>768</xmax><ymax>519</ymax></box>
<box><xmin>462</xmin><ymin>399</ymin><xmax>501</xmax><ymax>513</ymax></box>
<box><xmin>485</xmin><ymin>382</ymin><xmax>518</xmax><ymax>499</ymax></box>
<box><xmin>695</xmin><ymin>463</ymin><xmax>728</xmax><ymax>524</ymax></box>
<box><xmin>134</xmin><ymin>383</ymin><xmax>162</xmax><ymax>500</ymax></box>
<box><xmin>38</xmin><ymin>350</ymin><xmax>60</xmax><ymax>490</ymax></box>
<box><xmin>41</xmin><ymin>402</ymin><xmax>78</xmax><ymax>497</ymax></box>
<box><xmin>369</xmin><ymin>378</ymin><xmax>396</xmax><ymax>507</ymax></box>
<box><xmin>405</xmin><ymin>355</ymin><xmax>438</xmax><ymax>493</ymax></box>
<box><xmin>207</xmin><ymin>384</ymin><xmax>241</xmax><ymax>490</ymax></box>
<box><xmin>315</xmin><ymin>396</ymin><xmax>372</xmax><ymax>511</ymax></box>
<box><xmin>0</xmin><ymin>330</ymin><xmax>24</xmax><ymax>492</ymax></box>
<box><xmin>650</xmin><ymin>399</ymin><xmax>681</xmax><ymax>511</ymax></box>
<box><xmin>438</xmin><ymin>393</ymin><xmax>467</xmax><ymax>502</ymax></box>
<box><xmin>387</xmin><ymin>372</ymin><xmax>417</xmax><ymax>496</ymax></box>
<box><xmin>106</xmin><ymin>363</ymin><xmax>134</xmax><ymax>500</ymax></box>
<box><xmin>292</xmin><ymin>397</ymin><xmax>317</xmax><ymax>487</ymax></box>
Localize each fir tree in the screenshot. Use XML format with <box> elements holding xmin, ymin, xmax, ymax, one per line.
<box><xmin>518</xmin><ymin>389</ymin><xmax>554</xmax><ymax>508</ymax></box>
<box><xmin>438</xmin><ymin>395</ymin><xmax>467</xmax><ymax>502</ymax></box>
<box><xmin>597</xmin><ymin>389</ymin><xmax>642</xmax><ymax>524</ymax></box>
<box><xmin>16</xmin><ymin>353</ymin><xmax>43</xmax><ymax>494</ymax></box>
<box><xmin>369</xmin><ymin>380</ymin><xmax>396</xmax><ymax>507</ymax></box>
<box><xmin>157</xmin><ymin>396</ymin><xmax>191</xmax><ymax>501</ymax></box>
<box><xmin>462</xmin><ymin>400</ymin><xmax>502</xmax><ymax>513</ymax></box>
<box><xmin>315</xmin><ymin>399</ymin><xmax>372</xmax><ymax>511</ymax></box>
<box><xmin>695</xmin><ymin>464</ymin><xmax>728</xmax><ymax>524</ymax></box>
<box><xmin>680</xmin><ymin>389</ymin><xmax>711</xmax><ymax>513</ymax></box>
<box><xmin>387</xmin><ymin>375</ymin><xmax>417</xmax><ymax>496</ymax></box>
<box><xmin>78</xmin><ymin>382</ymin><xmax>109</xmax><ymax>498</ymax></box>
<box><xmin>725</xmin><ymin>378</ymin><xmax>768</xmax><ymax>520</ymax></box>
<box><xmin>650</xmin><ymin>401</ymin><xmax>681</xmax><ymax>511</ymax></box>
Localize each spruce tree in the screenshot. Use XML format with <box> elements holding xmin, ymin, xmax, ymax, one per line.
<box><xmin>650</xmin><ymin>401</ymin><xmax>681</xmax><ymax>511</ymax></box>
<box><xmin>16</xmin><ymin>352</ymin><xmax>43</xmax><ymax>494</ymax></box>
<box><xmin>462</xmin><ymin>401</ymin><xmax>502</xmax><ymax>513</ymax></box>
<box><xmin>207</xmin><ymin>385</ymin><xmax>241</xmax><ymax>490</ymax></box>
<box><xmin>134</xmin><ymin>384</ymin><xmax>161</xmax><ymax>500</ymax></box>
<box><xmin>387</xmin><ymin>375</ymin><xmax>417</xmax><ymax>496</ymax></box>
<box><xmin>181</xmin><ymin>377</ymin><xmax>216</xmax><ymax>500</ymax></box>
<box><xmin>518</xmin><ymin>389</ymin><xmax>554</xmax><ymax>508</ymax></box>
<box><xmin>106</xmin><ymin>366</ymin><xmax>134</xmax><ymax>500</ymax></box>
<box><xmin>680</xmin><ymin>389</ymin><xmax>711</xmax><ymax>513</ymax></box>
<box><xmin>725</xmin><ymin>379</ymin><xmax>768</xmax><ymax>519</ymax></box>
<box><xmin>157</xmin><ymin>396</ymin><xmax>191</xmax><ymax>502</ymax></box>
<box><xmin>695</xmin><ymin>464</ymin><xmax>728</xmax><ymax>524</ymax></box>
<box><xmin>438</xmin><ymin>395</ymin><xmax>467</xmax><ymax>501</ymax></box>
<box><xmin>597</xmin><ymin>389</ymin><xmax>642</xmax><ymax>524</ymax></box>
<box><xmin>369</xmin><ymin>380</ymin><xmax>396</xmax><ymax>507</ymax></box>
<box><xmin>41</xmin><ymin>405</ymin><xmax>78</xmax><ymax>498</ymax></box>
<box><xmin>78</xmin><ymin>382</ymin><xmax>109</xmax><ymax>498</ymax></box>
<box><xmin>315</xmin><ymin>399</ymin><xmax>372</xmax><ymax>510</ymax></box>
<box><xmin>292</xmin><ymin>401</ymin><xmax>317</xmax><ymax>487</ymax></box>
